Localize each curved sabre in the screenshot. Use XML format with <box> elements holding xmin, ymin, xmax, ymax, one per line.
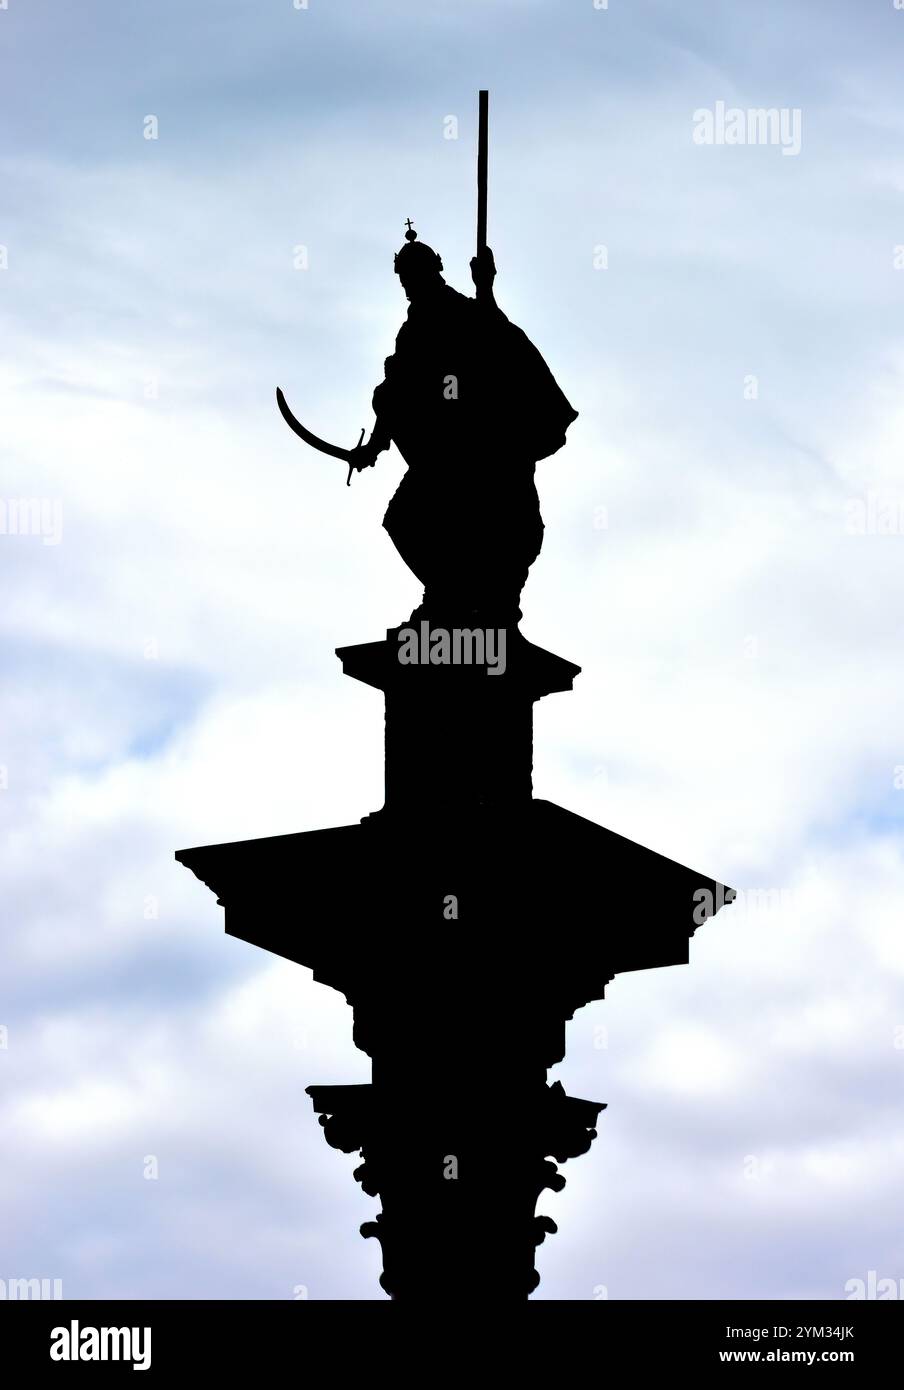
<box><xmin>276</xmin><ymin>387</ymin><xmax>355</xmax><ymax>460</ymax></box>
<box><xmin>276</xmin><ymin>388</ymin><xmax>367</xmax><ymax>484</ymax></box>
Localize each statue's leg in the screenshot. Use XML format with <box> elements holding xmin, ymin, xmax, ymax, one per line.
<box><xmin>383</xmin><ymin>466</ymin><xmax>544</xmax><ymax>625</ymax></box>
<box><xmin>445</xmin><ymin>472</ymin><xmax>544</xmax><ymax>624</ymax></box>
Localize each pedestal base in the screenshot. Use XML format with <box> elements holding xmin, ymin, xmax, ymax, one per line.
<box><xmin>175</xmin><ymin>634</ymin><xmax>734</xmax><ymax>1299</ymax></box>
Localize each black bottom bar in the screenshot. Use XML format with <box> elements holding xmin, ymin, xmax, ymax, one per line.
<box><xmin>2</xmin><ymin>1298</ymin><xmax>899</xmax><ymax>1373</ymax></box>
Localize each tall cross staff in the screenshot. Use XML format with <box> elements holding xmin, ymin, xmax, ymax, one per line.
<box><xmin>477</xmin><ymin>90</ymin><xmax>489</xmax><ymax>255</ymax></box>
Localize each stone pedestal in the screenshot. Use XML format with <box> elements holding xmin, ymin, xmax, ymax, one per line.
<box><xmin>338</xmin><ymin>628</ymin><xmax>579</xmax><ymax>812</ymax></box>
<box><xmin>176</xmin><ymin>628</ymin><xmax>733</xmax><ymax>1299</ymax></box>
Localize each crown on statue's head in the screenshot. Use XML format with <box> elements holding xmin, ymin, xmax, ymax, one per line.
<box><xmin>394</xmin><ymin>220</ymin><xmax>443</xmax><ymax>275</ymax></box>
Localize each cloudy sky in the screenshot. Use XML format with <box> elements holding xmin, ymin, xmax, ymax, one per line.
<box><xmin>2</xmin><ymin>0</ymin><xmax>903</xmax><ymax>1300</ymax></box>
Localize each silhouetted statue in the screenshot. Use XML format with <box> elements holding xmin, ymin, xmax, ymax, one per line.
<box><xmin>277</xmin><ymin>225</ymin><xmax>576</xmax><ymax>624</ymax></box>
<box><xmin>351</xmin><ymin>225</ymin><xmax>578</xmax><ymax>623</ymax></box>
<box><xmin>180</xmin><ymin>91</ymin><xmax>734</xmax><ymax>1303</ymax></box>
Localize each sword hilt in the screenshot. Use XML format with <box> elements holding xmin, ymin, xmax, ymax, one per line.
<box><xmin>346</xmin><ymin>427</ymin><xmax>366</xmax><ymax>486</ymax></box>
